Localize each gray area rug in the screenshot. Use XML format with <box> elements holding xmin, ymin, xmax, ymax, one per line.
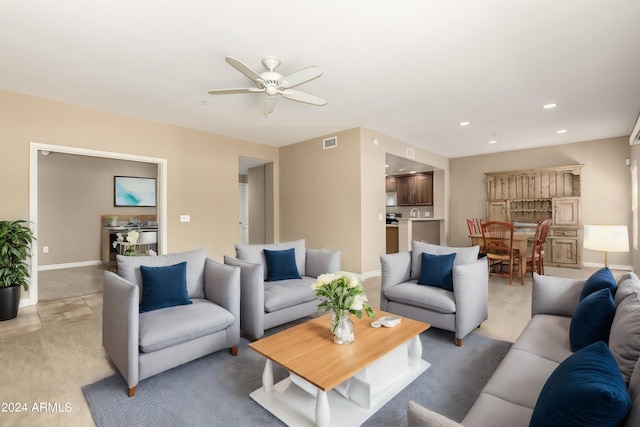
<box><xmin>83</xmin><ymin>327</ymin><xmax>511</xmax><ymax>426</ymax></box>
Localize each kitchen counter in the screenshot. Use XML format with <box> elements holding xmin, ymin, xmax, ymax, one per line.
<box><xmin>398</xmin><ymin>218</ymin><xmax>443</xmax><ymax>251</ymax></box>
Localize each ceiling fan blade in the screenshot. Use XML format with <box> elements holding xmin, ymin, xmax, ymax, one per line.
<box><xmin>281</xmin><ymin>89</ymin><xmax>327</xmax><ymax>106</ymax></box>
<box><xmin>281</xmin><ymin>66</ymin><xmax>323</xmax><ymax>88</ymax></box>
<box><xmin>264</xmin><ymin>95</ymin><xmax>276</xmax><ymax>116</ymax></box>
<box><xmin>225</xmin><ymin>56</ymin><xmax>263</xmax><ymax>84</ymax></box>
<box><xmin>208</xmin><ymin>88</ymin><xmax>264</xmax><ymax>95</ymax></box>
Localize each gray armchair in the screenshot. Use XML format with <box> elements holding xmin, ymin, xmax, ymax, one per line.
<box><xmin>102</xmin><ymin>248</ymin><xmax>240</xmax><ymax>396</ymax></box>
<box><xmin>380</xmin><ymin>241</ymin><xmax>488</xmax><ymax>346</ymax></box>
<box><xmin>224</xmin><ymin>239</ymin><xmax>340</xmax><ymax>340</ymax></box>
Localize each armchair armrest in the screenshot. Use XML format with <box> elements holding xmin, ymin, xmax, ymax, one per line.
<box><xmin>407</xmin><ymin>401</ymin><xmax>463</xmax><ymax>427</ymax></box>
<box><xmin>102</xmin><ymin>270</ymin><xmax>139</xmax><ymax>390</ymax></box>
<box><xmin>532</xmin><ymin>273</ymin><xmax>584</xmax><ymax>317</ymax></box>
<box><xmin>452</xmin><ymin>257</ymin><xmax>489</xmax><ymax>340</ymax></box>
<box><xmin>204</xmin><ymin>258</ymin><xmax>241</xmax><ymax>346</ymax></box>
<box><xmin>380</xmin><ymin>251</ymin><xmax>412</xmax><ymax>291</ymax></box>
<box><xmin>380</xmin><ymin>252</ymin><xmax>412</xmax><ymax>311</ymax></box>
<box><xmin>223</xmin><ymin>255</ymin><xmax>265</xmax><ymax>339</ymax></box>
<box><xmin>204</xmin><ymin>258</ymin><xmax>240</xmax><ymax>314</ymax></box>
<box><xmin>305</xmin><ymin>248</ymin><xmax>341</xmax><ymax>278</ymax></box>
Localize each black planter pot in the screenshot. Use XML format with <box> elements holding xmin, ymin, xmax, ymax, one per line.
<box><xmin>0</xmin><ymin>285</ymin><xmax>21</xmax><ymax>321</ymax></box>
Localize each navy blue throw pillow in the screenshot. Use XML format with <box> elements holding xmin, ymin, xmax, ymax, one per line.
<box><xmin>139</xmin><ymin>261</ymin><xmax>191</xmax><ymax>313</ymax></box>
<box><xmin>570</xmin><ymin>288</ymin><xmax>615</xmax><ymax>352</ymax></box>
<box><xmin>418</xmin><ymin>252</ymin><xmax>456</xmax><ymax>292</ymax></box>
<box><xmin>579</xmin><ymin>267</ymin><xmax>616</xmax><ymax>301</ymax></box>
<box><xmin>530</xmin><ymin>341</ymin><xmax>631</xmax><ymax>427</ymax></box>
<box><xmin>263</xmin><ymin>248</ymin><xmax>301</xmax><ymax>282</ymax></box>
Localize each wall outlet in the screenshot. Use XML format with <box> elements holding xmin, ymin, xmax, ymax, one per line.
<box><xmin>42</xmin><ymin>246</ymin><xmax>49</xmax><ymax>254</ymax></box>
<box><xmin>425</xmin><ymin>211</ymin><xmax>431</xmax><ymax>217</ymax></box>
<box><xmin>180</xmin><ymin>215</ymin><xmax>191</xmax><ymax>223</ymax></box>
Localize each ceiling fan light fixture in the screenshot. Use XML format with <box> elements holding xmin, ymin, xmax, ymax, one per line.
<box><xmin>208</xmin><ymin>56</ymin><xmax>326</xmax><ymax>115</ymax></box>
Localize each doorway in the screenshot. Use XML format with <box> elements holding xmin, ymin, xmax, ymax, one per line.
<box><xmin>239</xmin><ymin>156</ymin><xmax>275</xmax><ymax>245</ymax></box>
<box><xmin>28</xmin><ymin>142</ymin><xmax>167</xmax><ymax>307</ymax></box>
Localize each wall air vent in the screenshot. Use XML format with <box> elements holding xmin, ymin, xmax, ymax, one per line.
<box><xmin>631</xmin><ymin>111</ymin><xmax>640</xmax><ymax>145</ymax></box>
<box><xmin>406</xmin><ymin>147</ymin><xmax>415</xmax><ymax>159</ymax></box>
<box><xmin>323</xmin><ymin>136</ymin><xmax>338</xmax><ymax>150</ymax></box>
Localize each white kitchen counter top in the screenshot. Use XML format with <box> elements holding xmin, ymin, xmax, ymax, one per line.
<box><xmin>398</xmin><ymin>217</ymin><xmax>443</xmax><ymax>221</ymax></box>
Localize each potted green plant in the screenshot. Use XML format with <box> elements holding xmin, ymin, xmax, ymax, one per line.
<box><xmin>0</xmin><ymin>220</ymin><xmax>35</xmax><ymax>321</ymax></box>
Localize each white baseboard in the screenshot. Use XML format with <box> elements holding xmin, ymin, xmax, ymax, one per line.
<box><xmin>581</xmin><ymin>262</ymin><xmax>633</xmax><ymax>271</ymax></box>
<box><xmin>360</xmin><ymin>269</ymin><xmax>381</xmax><ymax>280</ymax></box>
<box><xmin>38</xmin><ymin>260</ymin><xmax>103</xmax><ymax>271</ymax></box>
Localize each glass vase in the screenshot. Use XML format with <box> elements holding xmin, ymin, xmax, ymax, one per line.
<box><xmin>332</xmin><ymin>310</ymin><xmax>355</xmax><ymax>345</ymax></box>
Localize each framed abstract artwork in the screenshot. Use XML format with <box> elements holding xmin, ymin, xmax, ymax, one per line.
<box><xmin>114</xmin><ymin>176</ymin><xmax>157</xmax><ymax>207</ymax></box>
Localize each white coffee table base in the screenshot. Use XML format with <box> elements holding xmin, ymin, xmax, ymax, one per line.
<box><xmin>250</xmin><ymin>337</ymin><xmax>430</xmax><ymax>427</ymax></box>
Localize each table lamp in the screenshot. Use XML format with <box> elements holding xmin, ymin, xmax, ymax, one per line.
<box><xmin>583</xmin><ymin>224</ymin><xmax>629</xmax><ymax>268</ymax></box>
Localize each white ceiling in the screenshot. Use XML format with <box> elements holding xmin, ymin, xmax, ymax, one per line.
<box><xmin>2</xmin><ymin>1</ymin><xmax>640</xmax><ymax>158</ymax></box>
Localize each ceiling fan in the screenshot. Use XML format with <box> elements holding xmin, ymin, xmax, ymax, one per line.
<box><xmin>208</xmin><ymin>56</ymin><xmax>326</xmax><ymax>116</ymax></box>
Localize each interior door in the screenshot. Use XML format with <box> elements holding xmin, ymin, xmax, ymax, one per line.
<box><xmin>238</xmin><ymin>183</ymin><xmax>249</xmax><ymax>244</ymax></box>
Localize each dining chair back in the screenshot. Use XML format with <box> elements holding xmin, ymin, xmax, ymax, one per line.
<box><xmin>481</xmin><ymin>220</ymin><xmax>523</xmax><ymax>285</ymax></box>
<box><xmin>466</xmin><ymin>218</ymin><xmax>484</xmax><ymax>235</ymax></box>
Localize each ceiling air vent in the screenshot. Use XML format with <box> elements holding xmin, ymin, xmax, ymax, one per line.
<box><xmin>323</xmin><ymin>136</ymin><xmax>337</xmax><ymax>150</ymax></box>
<box><xmin>406</xmin><ymin>147</ymin><xmax>415</xmax><ymax>159</ymax></box>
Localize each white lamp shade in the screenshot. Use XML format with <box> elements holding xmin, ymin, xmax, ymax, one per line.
<box><xmin>583</xmin><ymin>225</ymin><xmax>630</xmax><ymax>253</ymax></box>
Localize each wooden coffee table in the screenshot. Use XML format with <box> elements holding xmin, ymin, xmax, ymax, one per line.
<box><xmin>249</xmin><ymin>310</ymin><xmax>430</xmax><ymax>427</ymax></box>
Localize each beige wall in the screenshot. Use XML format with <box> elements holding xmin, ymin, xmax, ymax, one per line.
<box><xmin>0</xmin><ymin>89</ymin><xmax>279</xmax><ymax>301</ymax></box>
<box><xmin>280</xmin><ymin>128</ymin><xmax>363</xmax><ymax>271</ymax></box>
<box><xmin>279</xmin><ymin>126</ymin><xmax>450</xmax><ymax>274</ymax></box>
<box><xmin>38</xmin><ymin>153</ymin><xmax>157</xmax><ymax>265</ymax></box>
<box><xmin>450</xmin><ymin>136</ymin><xmax>632</xmax><ymax>267</ymax></box>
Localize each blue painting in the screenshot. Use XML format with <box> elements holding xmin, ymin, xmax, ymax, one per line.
<box><xmin>114</xmin><ymin>176</ymin><xmax>156</xmax><ymax>207</ymax></box>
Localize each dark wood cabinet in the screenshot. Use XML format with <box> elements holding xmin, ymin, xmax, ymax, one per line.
<box><xmin>385</xmin><ymin>177</ymin><xmax>396</xmax><ymax>192</ymax></box>
<box><xmin>394</xmin><ymin>172</ymin><xmax>433</xmax><ymax>206</ymax></box>
<box><xmin>386</xmin><ymin>226</ymin><xmax>399</xmax><ymax>254</ymax></box>
<box><xmin>395</xmin><ymin>176</ymin><xmax>414</xmax><ymax>206</ymax></box>
<box><xmin>414</xmin><ymin>173</ymin><xmax>433</xmax><ymax>206</ymax></box>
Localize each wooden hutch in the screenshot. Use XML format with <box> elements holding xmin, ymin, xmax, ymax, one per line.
<box><xmin>485</xmin><ymin>165</ymin><xmax>583</xmax><ymax>268</ymax></box>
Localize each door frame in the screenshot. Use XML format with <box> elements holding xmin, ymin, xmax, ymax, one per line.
<box><xmin>28</xmin><ymin>142</ymin><xmax>168</xmax><ymax>307</ymax></box>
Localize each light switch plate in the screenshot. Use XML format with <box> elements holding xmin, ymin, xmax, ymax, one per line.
<box><xmin>180</xmin><ymin>215</ymin><xmax>190</xmax><ymax>223</ymax></box>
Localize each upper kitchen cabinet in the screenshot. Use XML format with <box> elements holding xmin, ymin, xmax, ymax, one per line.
<box><xmin>414</xmin><ymin>173</ymin><xmax>433</xmax><ymax>205</ymax></box>
<box><xmin>393</xmin><ymin>172</ymin><xmax>434</xmax><ymax>206</ymax></box>
<box><xmin>385</xmin><ymin>176</ymin><xmax>397</xmax><ymax>192</ymax></box>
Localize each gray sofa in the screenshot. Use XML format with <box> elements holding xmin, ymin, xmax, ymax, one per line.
<box><xmin>224</xmin><ymin>239</ymin><xmax>340</xmax><ymax>339</ymax></box>
<box><xmin>102</xmin><ymin>248</ymin><xmax>240</xmax><ymax>396</ymax></box>
<box><xmin>408</xmin><ymin>271</ymin><xmax>640</xmax><ymax>427</ymax></box>
<box><xmin>380</xmin><ymin>241</ymin><xmax>488</xmax><ymax>346</ymax></box>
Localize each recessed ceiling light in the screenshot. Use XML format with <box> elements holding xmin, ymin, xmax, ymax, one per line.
<box><xmin>410</xmin><ymin>171</ymin><xmax>417</xmax><ymax>174</ymax></box>
<box><xmin>399</xmin><ymin>168</ymin><xmax>405</xmax><ymax>171</ymax></box>
<box><xmin>385</xmin><ymin>164</ymin><xmax>389</xmax><ymax>168</ymax></box>
<box><xmin>459</xmin><ymin>121</ymin><xmax>470</xmax><ymax>126</ymax></box>
<box><xmin>556</xmin><ymin>129</ymin><xmax>567</xmax><ymax>134</ymax></box>
<box><xmin>488</xmin><ymin>140</ymin><xmax>498</xmax><ymax>144</ymax></box>
<box><xmin>542</xmin><ymin>103</ymin><xmax>558</xmax><ymax>109</ymax></box>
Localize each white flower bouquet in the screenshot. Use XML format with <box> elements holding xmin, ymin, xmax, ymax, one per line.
<box><xmin>312</xmin><ymin>272</ymin><xmax>375</xmax><ymax>319</ymax></box>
